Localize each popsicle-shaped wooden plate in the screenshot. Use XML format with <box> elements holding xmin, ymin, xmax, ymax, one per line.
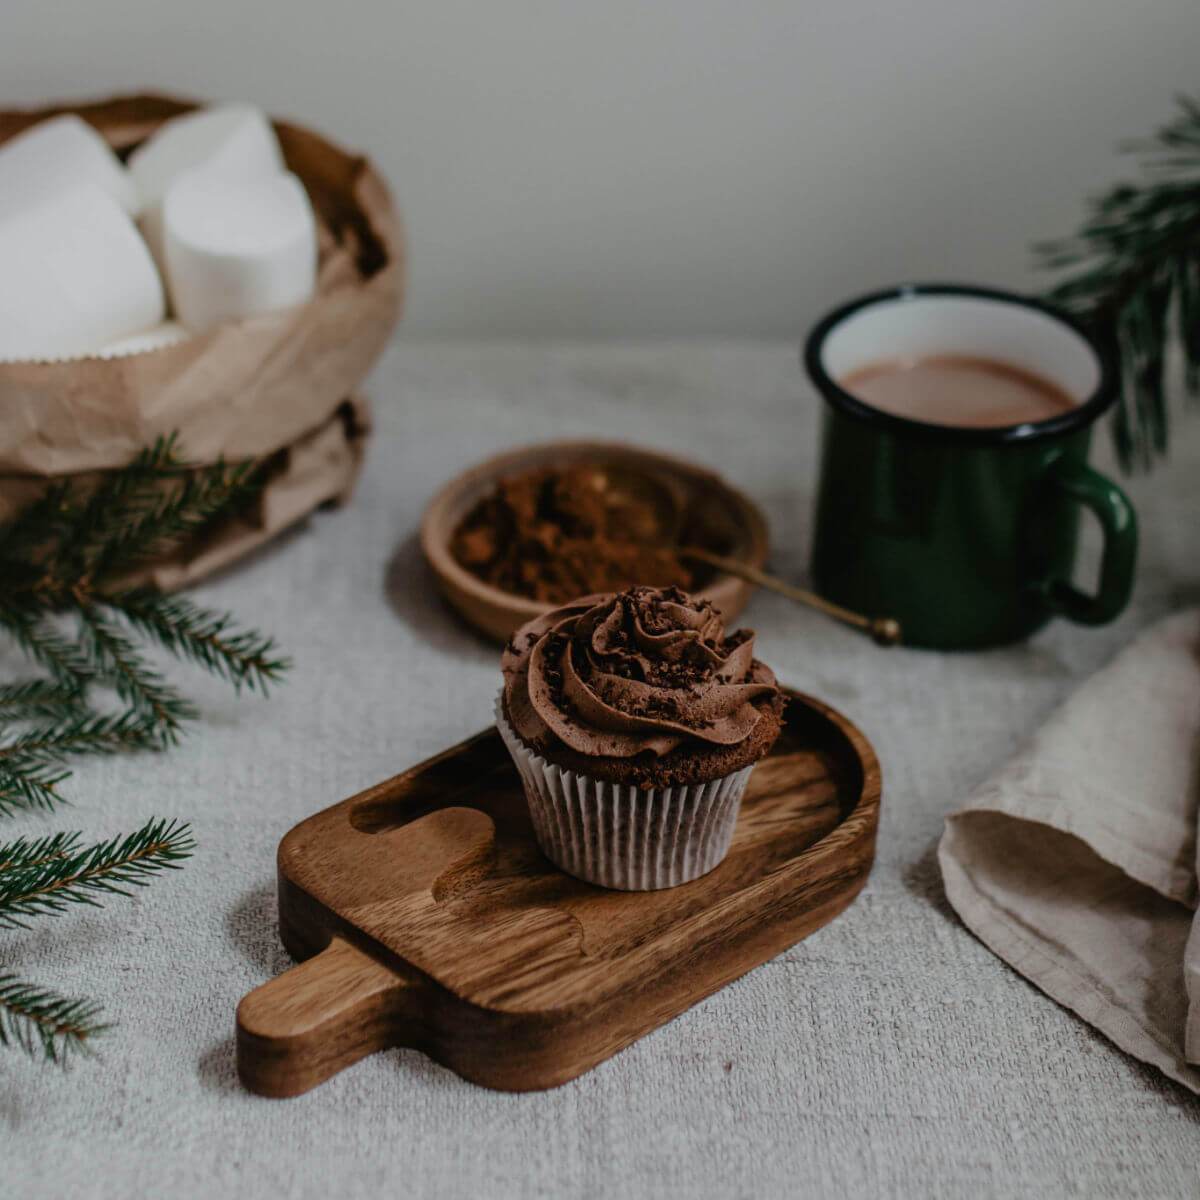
<box><xmin>236</xmin><ymin>689</ymin><xmax>880</xmax><ymax>1096</ymax></box>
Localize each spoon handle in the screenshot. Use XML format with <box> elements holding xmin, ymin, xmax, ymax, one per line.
<box><xmin>680</xmin><ymin>547</ymin><xmax>901</xmax><ymax>647</ymax></box>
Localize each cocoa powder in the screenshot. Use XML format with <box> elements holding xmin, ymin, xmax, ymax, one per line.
<box><xmin>450</xmin><ymin>465</ymin><xmax>696</xmax><ymax>604</ymax></box>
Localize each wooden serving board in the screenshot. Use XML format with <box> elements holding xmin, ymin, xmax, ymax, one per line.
<box><xmin>236</xmin><ymin>689</ymin><xmax>880</xmax><ymax>1096</ymax></box>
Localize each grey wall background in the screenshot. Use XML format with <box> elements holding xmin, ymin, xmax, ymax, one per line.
<box><xmin>2</xmin><ymin>0</ymin><xmax>1195</xmax><ymax>336</ymax></box>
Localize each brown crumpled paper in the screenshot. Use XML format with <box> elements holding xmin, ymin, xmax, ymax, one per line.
<box><xmin>0</xmin><ymin>93</ymin><xmax>403</xmax><ymax>588</ymax></box>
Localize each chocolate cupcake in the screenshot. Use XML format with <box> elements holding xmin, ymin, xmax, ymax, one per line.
<box><xmin>497</xmin><ymin>585</ymin><xmax>785</xmax><ymax>890</ymax></box>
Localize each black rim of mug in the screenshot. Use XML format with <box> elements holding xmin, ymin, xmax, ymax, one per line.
<box><xmin>802</xmin><ymin>282</ymin><xmax>1118</xmax><ymax>445</ymax></box>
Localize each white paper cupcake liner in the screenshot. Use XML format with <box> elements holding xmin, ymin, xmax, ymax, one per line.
<box><xmin>496</xmin><ymin>695</ymin><xmax>753</xmax><ymax>891</ymax></box>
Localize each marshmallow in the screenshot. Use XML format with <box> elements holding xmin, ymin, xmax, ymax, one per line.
<box><xmin>0</xmin><ymin>114</ymin><xmax>140</xmax><ymax>221</ymax></box>
<box><xmin>0</xmin><ymin>184</ymin><xmax>166</xmax><ymax>361</ymax></box>
<box><xmin>164</xmin><ymin>171</ymin><xmax>317</xmax><ymax>333</ymax></box>
<box><xmin>129</xmin><ymin>104</ymin><xmax>285</xmax><ymax>262</ymax></box>
<box><xmin>129</xmin><ymin>103</ymin><xmax>284</xmax><ymax>205</ymax></box>
<box><xmin>94</xmin><ymin>321</ymin><xmax>191</xmax><ymax>359</ymax></box>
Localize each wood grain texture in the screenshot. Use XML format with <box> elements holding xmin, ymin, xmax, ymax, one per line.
<box><xmin>236</xmin><ymin>689</ymin><xmax>880</xmax><ymax>1095</ymax></box>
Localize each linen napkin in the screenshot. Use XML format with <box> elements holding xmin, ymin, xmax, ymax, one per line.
<box><xmin>939</xmin><ymin>609</ymin><xmax>1200</xmax><ymax>1091</ymax></box>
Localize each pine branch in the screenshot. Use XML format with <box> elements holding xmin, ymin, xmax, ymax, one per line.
<box><xmin>0</xmin><ymin>761</ymin><xmax>68</xmax><ymax>817</ymax></box>
<box><xmin>0</xmin><ymin>700</ymin><xmax>163</xmax><ymax>817</ymax></box>
<box><xmin>0</xmin><ymin>439</ymin><xmax>265</xmax><ymax>1069</ymax></box>
<box><xmin>0</xmin><ymin>817</ymin><xmax>194</xmax><ymax>930</ymax></box>
<box><xmin>0</xmin><ymin>679</ymin><xmax>84</xmax><ymax>720</ymax></box>
<box><xmin>2</xmin><ymin>443</ymin><xmax>260</xmax><ymax>609</ymax></box>
<box><xmin>86</xmin><ymin>460</ymin><xmax>260</xmax><ymax>585</ymax></box>
<box><xmin>0</xmin><ymin>819</ymin><xmax>194</xmax><ymax>1065</ymax></box>
<box><xmin>0</xmin><ymin>710</ymin><xmax>162</xmax><ymax>767</ymax></box>
<box><xmin>77</xmin><ymin>609</ymin><xmax>197</xmax><ymax>741</ymax></box>
<box><xmin>0</xmin><ymin>435</ymin><xmax>286</xmax><ymax>763</ymax></box>
<box><xmin>1038</xmin><ymin>93</ymin><xmax>1200</xmax><ymax>469</ymax></box>
<box><xmin>0</xmin><ymin>973</ymin><xmax>108</xmax><ymax>1062</ymax></box>
<box><xmin>53</xmin><ymin>436</ymin><xmax>190</xmax><ymax>581</ymax></box>
<box><xmin>0</xmin><ymin>831</ymin><xmax>81</xmax><ymax>874</ymax></box>
<box><xmin>0</xmin><ymin>609</ymin><xmax>92</xmax><ymax>689</ymax></box>
<box><xmin>0</xmin><ymin>480</ymin><xmax>73</xmax><ymax>563</ymax></box>
<box><xmin>115</xmin><ymin>591</ymin><xmax>290</xmax><ymax>695</ymax></box>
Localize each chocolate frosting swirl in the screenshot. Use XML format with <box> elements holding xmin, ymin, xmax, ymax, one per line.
<box><xmin>502</xmin><ymin>586</ymin><xmax>780</xmax><ymax>759</ymax></box>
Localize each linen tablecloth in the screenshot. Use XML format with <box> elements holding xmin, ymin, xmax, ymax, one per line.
<box><xmin>4</xmin><ymin>340</ymin><xmax>1200</xmax><ymax>1199</ymax></box>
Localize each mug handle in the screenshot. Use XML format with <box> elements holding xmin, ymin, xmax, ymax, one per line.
<box><xmin>1033</xmin><ymin>457</ymin><xmax>1138</xmax><ymax>626</ymax></box>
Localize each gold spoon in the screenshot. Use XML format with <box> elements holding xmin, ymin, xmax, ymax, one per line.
<box><xmin>591</xmin><ymin>464</ymin><xmax>902</xmax><ymax>647</ymax></box>
<box><xmin>679</xmin><ymin>546</ymin><xmax>902</xmax><ymax>647</ymax></box>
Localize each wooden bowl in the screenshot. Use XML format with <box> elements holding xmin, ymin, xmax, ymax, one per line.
<box><xmin>419</xmin><ymin>440</ymin><xmax>770</xmax><ymax>643</ymax></box>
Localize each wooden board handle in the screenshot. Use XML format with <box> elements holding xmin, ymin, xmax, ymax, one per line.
<box><xmin>237</xmin><ymin>937</ymin><xmax>423</xmax><ymax>1098</ymax></box>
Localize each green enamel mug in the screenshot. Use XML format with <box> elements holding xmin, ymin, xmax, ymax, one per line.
<box><xmin>804</xmin><ymin>284</ymin><xmax>1138</xmax><ymax>649</ymax></box>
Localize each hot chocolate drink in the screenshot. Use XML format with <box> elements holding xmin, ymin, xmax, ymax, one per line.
<box><xmin>840</xmin><ymin>355</ymin><xmax>1077</xmax><ymax>429</ymax></box>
